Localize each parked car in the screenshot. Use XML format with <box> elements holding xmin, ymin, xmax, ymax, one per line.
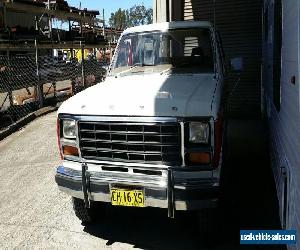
<box><xmin>55</xmin><ymin>21</ymin><xmax>231</xmax><ymax>225</ymax></box>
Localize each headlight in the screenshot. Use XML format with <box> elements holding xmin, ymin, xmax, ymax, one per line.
<box><xmin>189</xmin><ymin>122</ymin><xmax>209</xmax><ymax>144</ymax></box>
<box><xmin>63</xmin><ymin>120</ymin><xmax>76</xmax><ymax>139</ymax></box>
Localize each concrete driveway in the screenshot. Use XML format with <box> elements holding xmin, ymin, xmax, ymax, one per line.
<box><xmin>0</xmin><ymin>112</ymin><xmax>284</xmax><ymax>249</ymax></box>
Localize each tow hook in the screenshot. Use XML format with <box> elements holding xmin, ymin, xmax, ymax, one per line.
<box><xmin>81</xmin><ymin>163</ymin><xmax>90</xmax><ymax>208</ymax></box>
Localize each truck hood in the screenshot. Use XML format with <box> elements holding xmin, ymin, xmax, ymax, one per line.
<box><xmin>58</xmin><ymin>73</ymin><xmax>218</xmax><ymax>117</ymax></box>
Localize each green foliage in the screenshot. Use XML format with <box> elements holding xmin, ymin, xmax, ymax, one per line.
<box><xmin>108</xmin><ymin>5</ymin><xmax>153</xmax><ymax>29</ymax></box>
<box><xmin>108</xmin><ymin>8</ymin><xmax>128</xmax><ymax>29</ymax></box>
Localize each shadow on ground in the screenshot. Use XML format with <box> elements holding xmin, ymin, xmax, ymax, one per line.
<box><xmin>83</xmin><ymin>119</ymin><xmax>285</xmax><ymax>250</ymax></box>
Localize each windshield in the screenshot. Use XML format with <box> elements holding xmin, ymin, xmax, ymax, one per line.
<box><xmin>110</xmin><ymin>28</ymin><xmax>214</xmax><ymax>76</ymax></box>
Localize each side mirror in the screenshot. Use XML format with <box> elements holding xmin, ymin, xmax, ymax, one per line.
<box><xmin>230</xmin><ymin>57</ymin><xmax>244</xmax><ymax>72</ymax></box>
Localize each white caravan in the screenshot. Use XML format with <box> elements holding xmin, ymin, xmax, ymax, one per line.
<box><xmin>263</xmin><ymin>0</ymin><xmax>300</xmax><ymax>248</ymax></box>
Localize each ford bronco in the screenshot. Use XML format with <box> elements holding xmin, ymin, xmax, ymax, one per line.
<box><xmin>55</xmin><ymin>21</ymin><xmax>228</xmax><ymax>223</ymax></box>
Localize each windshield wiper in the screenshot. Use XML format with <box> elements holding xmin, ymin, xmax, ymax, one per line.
<box><xmin>132</xmin><ymin>62</ymin><xmax>155</xmax><ymax>67</ymax></box>
<box><xmin>173</xmin><ymin>62</ymin><xmax>193</xmax><ymax>68</ymax></box>
<box><xmin>114</xmin><ymin>63</ymin><xmax>155</xmax><ymax>77</ymax></box>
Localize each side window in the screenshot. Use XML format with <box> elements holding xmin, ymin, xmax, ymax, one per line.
<box><xmin>159</xmin><ymin>35</ymin><xmax>169</xmax><ymax>58</ymax></box>
<box><xmin>184</xmin><ymin>37</ymin><xmax>199</xmax><ymax>57</ymax></box>
<box><xmin>183</xmin><ymin>32</ymin><xmax>213</xmax><ymax>68</ymax></box>
<box><xmin>116</xmin><ymin>39</ymin><xmax>132</xmax><ymax>67</ymax></box>
<box><xmin>158</xmin><ymin>35</ymin><xmax>170</xmax><ymax>64</ymax></box>
<box><xmin>144</xmin><ymin>38</ymin><xmax>155</xmax><ymax>65</ymax></box>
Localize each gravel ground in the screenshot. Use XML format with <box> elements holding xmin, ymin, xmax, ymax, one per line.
<box><xmin>0</xmin><ymin>112</ymin><xmax>284</xmax><ymax>250</ymax></box>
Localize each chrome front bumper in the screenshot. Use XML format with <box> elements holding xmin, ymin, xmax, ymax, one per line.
<box><xmin>55</xmin><ymin>160</ymin><xmax>220</xmax><ymax>217</ymax></box>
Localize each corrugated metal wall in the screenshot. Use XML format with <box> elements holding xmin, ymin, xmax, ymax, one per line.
<box><xmin>183</xmin><ymin>0</ymin><xmax>262</xmax><ymax>118</ymax></box>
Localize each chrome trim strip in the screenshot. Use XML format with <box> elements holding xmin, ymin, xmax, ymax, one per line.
<box><xmin>180</xmin><ymin>122</ymin><xmax>185</xmax><ymax>166</ymax></box>
<box><xmin>58</xmin><ymin>114</ymin><xmax>215</xmax><ymax>123</ymax></box>
<box><xmin>57</xmin><ymin>165</ymin><xmax>169</xmax><ymax>188</ymax></box>
<box><xmin>61</xmin><ymin>115</ymin><xmax>178</xmax><ymax>123</ymax></box>
<box><xmin>75</xmin><ymin>120</ymin><xmax>82</xmax><ymax>159</ymax></box>
<box><xmin>59</xmin><ymin>162</ymin><xmax>220</xmax><ymax>183</ymax></box>
<box><xmin>90</xmin><ymin>176</ymin><xmax>167</xmax><ymax>188</ymax></box>
<box><xmin>81</xmin><ymin>159</ymin><xmax>174</xmax><ymax>169</ymax></box>
<box><xmin>57</xmin><ymin>166</ymin><xmax>82</xmax><ymax>179</ymax></box>
<box><xmin>60</xmin><ymin>138</ymin><xmax>77</xmax><ymax>147</ymax></box>
<box><xmin>57</xmin><ymin>186</ymin><xmax>217</xmax><ymax>210</ymax></box>
<box><xmin>58</xmin><ymin>185</ymin><xmax>168</xmax><ymax>209</ymax></box>
<box><xmin>210</xmin><ymin>117</ymin><xmax>215</xmax><ymax>151</ymax></box>
<box><xmin>174</xmin><ymin>180</ymin><xmax>220</xmax><ymax>190</ymax></box>
<box><xmin>61</xmin><ymin>159</ymin><xmax>171</xmax><ymax>172</ymax></box>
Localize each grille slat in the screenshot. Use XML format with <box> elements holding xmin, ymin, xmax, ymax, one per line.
<box><xmin>80</xmin><ymin>129</ymin><xmax>179</xmax><ymax>136</ymax></box>
<box><xmin>80</xmin><ymin>138</ymin><xmax>178</xmax><ymax>145</ymax></box>
<box><xmin>79</xmin><ymin>121</ymin><xmax>181</xmax><ymax>165</ymax></box>
<box><xmin>81</xmin><ymin>147</ymin><xmax>180</xmax><ymax>155</ymax></box>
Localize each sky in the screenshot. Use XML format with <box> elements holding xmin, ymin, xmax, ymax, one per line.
<box><xmin>67</xmin><ymin>0</ymin><xmax>152</xmax><ymax>23</ymax></box>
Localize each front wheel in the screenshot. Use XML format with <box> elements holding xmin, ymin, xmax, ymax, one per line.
<box><xmin>196</xmin><ymin>208</ymin><xmax>220</xmax><ymax>237</ymax></box>
<box><xmin>72</xmin><ymin>197</ymin><xmax>106</xmax><ymax>224</ymax></box>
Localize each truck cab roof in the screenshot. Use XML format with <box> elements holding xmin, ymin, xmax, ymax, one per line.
<box><xmin>122</xmin><ymin>21</ymin><xmax>213</xmax><ymax>35</ymax></box>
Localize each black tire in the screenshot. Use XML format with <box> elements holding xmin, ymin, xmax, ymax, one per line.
<box><xmin>219</xmin><ymin>119</ymin><xmax>229</xmax><ymax>206</ymax></box>
<box><xmin>195</xmin><ymin>121</ymin><xmax>227</xmax><ymax>237</ymax></box>
<box><xmin>196</xmin><ymin>208</ymin><xmax>220</xmax><ymax>238</ymax></box>
<box><xmin>72</xmin><ymin>197</ymin><xmax>105</xmax><ymax>224</ymax></box>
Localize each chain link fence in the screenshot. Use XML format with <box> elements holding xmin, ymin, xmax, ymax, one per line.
<box><xmin>0</xmin><ymin>50</ymin><xmax>107</xmax><ymax>131</ymax></box>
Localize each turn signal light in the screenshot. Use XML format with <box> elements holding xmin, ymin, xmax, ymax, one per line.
<box><xmin>188</xmin><ymin>152</ymin><xmax>211</xmax><ymax>164</ymax></box>
<box><xmin>57</xmin><ymin>118</ymin><xmax>63</xmax><ymax>160</ymax></box>
<box><xmin>63</xmin><ymin>146</ymin><xmax>79</xmax><ymax>157</ymax></box>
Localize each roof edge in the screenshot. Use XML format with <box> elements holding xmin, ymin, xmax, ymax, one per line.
<box><xmin>122</xmin><ymin>21</ymin><xmax>213</xmax><ymax>35</ymax></box>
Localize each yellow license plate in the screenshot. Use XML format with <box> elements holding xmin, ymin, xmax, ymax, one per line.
<box><xmin>110</xmin><ymin>188</ymin><xmax>144</xmax><ymax>207</ymax></box>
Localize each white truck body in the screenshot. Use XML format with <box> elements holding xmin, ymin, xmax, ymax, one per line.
<box><xmin>58</xmin><ymin>73</ymin><xmax>220</xmax><ymax>117</ymax></box>
<box><xmin>55</xmin><ymin>21</ymin><xmax>226</xmax><ymax>219</ymax></box>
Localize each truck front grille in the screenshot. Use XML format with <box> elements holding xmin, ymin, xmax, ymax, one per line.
<box><xmin>78</xmin><ymin>121</ymin><xmax>181</xmax><ymax>165</ymax></box>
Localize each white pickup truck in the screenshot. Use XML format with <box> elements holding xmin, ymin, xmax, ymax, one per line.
<box><xmin>55</xmin><ymin>21</ymin><xmax>229</xmax><ymax>223</ymax></box>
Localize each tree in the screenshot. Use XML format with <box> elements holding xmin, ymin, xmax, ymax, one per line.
<box><xmin>127</xmin><ymin>5</ymin><xmax>153</xmax><ymax>27</ymax></box>
<box><xmin>109</xmin><ymin>5</ymin><xmax>153</xmax><ymax>29</ymax></box>
<box><xmin>108</xmin><ymin>8</ymin><xmax>128</xmax><ymax>30</ymax></box>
